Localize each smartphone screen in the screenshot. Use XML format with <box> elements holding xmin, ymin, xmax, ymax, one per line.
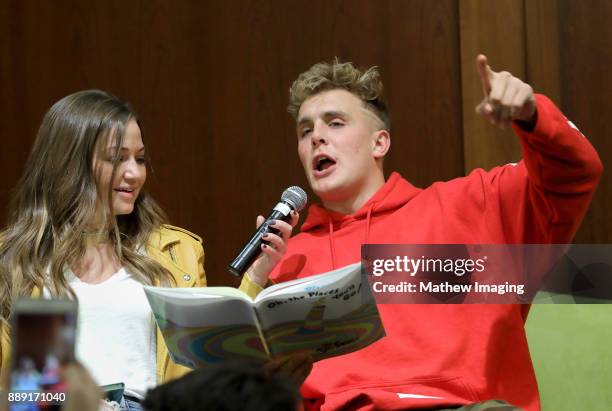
<box><xmin>8</xmin><ymin>298</ymin><xmax>77</xmax><ymax>411</ymax></box>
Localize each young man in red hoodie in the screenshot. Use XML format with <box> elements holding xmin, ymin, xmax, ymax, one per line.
<box><xmin>268</xmin><ymin>55</ymin><xmax>602</xmax><ymax>411</ymax></box>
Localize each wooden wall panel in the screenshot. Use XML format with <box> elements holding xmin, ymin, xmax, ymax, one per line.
<box><xmin>2</xmin><ymin>0</ymin><xmax>607</xmax><ymax>287</ymax></box>
<box><xmin>0</xmin><ymin>0</ymin><xmax>464</xmax><ymax>285</ymax></box>
<box><xmin>557</xmin><ymin>0</ymin><xmax>612</xmax><ymax>243</ymax></box>
<box><xmin>525</xmin><ymin>0</ymin><xmax>612</xmax><ymax>244</ymax></box>
<box><xmin>525</xmin><ymin>0</ymin><xmax>561</xmax><ymax>104</ymax></box>
<box><xmin>385</xmin><ymin>0</ymin><xmax>464</xmax><ymax>186</ymax></box>
<box><xmin>459</xmin><ymin>0</ymin><xmax>525</xmax><ymax>172</ymax></box>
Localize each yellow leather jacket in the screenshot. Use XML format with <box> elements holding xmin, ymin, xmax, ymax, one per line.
<box><xmin>147</xmin><ymin>224</ymin><xmax>262</xmax><ymax>382</ymax></box>
<box><xmin>0</xmin><ymin>224</ymin><xmax>262</xmax><ymax>385</ymax></box>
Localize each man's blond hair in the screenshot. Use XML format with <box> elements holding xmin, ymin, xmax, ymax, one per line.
<box><xmin>288</xmin><ymin>58</ymin><xmax>390</xmax><ymax>130</ymax></box>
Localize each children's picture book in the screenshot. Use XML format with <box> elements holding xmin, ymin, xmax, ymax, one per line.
<box><xmin>144</xmin><ymin>262</ymin><xmax>384</xmax><ymax>369</ymax></box>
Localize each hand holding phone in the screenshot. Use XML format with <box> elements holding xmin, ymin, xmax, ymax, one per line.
<box><xmin>8</xmin><ymin>298</ymin><xmax>77</xmax><ymax>410</ymax></box>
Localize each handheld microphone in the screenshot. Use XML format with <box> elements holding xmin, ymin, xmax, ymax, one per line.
<box><xmin>228</xmin><ymin>186</ymin><xmax>307</xmax><ymax>277</ymax></box>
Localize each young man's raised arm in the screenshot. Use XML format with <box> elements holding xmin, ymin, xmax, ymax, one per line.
<box><xmin>470</xmin><ymin>55</ymin><xmax>602</xmax><ymax>243</ymax></box>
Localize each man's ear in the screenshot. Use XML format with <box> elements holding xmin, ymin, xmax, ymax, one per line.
<box><xmin>372</xmin><ymin>130</ymin><xmax>391</xmax><ymax>160</ymax></box>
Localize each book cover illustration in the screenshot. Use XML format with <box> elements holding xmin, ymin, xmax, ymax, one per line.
<box><xmin>145</xmin><ymin>263</ymin><xmax>385</xmax><ymax>368</ymax></box>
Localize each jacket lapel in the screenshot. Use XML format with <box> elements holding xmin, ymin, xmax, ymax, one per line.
<box><xmin>146</xmin><ymin>232</ymin><xmax>197</xmax><ymax>288</ymax></box>
<box><xmin>146</xmin><ymin>227</ymin><xmax>199</xmax><ymax>382</ymax></box>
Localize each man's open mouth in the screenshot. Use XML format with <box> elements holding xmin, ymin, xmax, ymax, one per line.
<box><xmin>313</xmin><ymin>155</ymin><xmax>336</xmax><ymax>172</ymax></box>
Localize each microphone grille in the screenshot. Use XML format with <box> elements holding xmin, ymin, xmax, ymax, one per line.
<box><xmin>281</xmin><ymin>186</ymin><xmax>308</xmax><ymax>211</ymax></box>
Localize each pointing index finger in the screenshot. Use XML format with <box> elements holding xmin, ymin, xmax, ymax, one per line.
<box><xmin>475</xmin><ymin>54</ymin><xmax>493</xmax><ymax>97</ymax></box>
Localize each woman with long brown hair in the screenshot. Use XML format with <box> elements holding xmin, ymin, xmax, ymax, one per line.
<box><xmin>0</xmin><ymin>90</ymin><xmax>296</xmax><ymax>410</ymax></box>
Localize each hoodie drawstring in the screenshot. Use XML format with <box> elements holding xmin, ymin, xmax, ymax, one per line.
<box><xmin>365</xmin><ymin>203</ymin><xmax>374</xmax><ymax>244</ymax></box>
<box><xmin>328</xmin><ymin>217</ymin><xmax>337</xmax><ymax>270</ymax></box>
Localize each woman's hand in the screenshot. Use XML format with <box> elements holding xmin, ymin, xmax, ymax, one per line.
<box><xmin>246</xmin><ymin>211</ymin><xmax>300</xmax><ymax>287</ymax></box>
<box><xmin>61</xmin><ymin>362</ymin><xmax>102</xmax><ymax>411</ymax></box>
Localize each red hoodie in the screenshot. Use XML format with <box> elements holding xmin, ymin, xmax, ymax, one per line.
<box><xmin>270</xmin><ymin>95</ymin><xmax>602</xmax><ymax>411</ymax></box>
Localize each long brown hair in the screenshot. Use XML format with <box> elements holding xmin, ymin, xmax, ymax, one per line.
<box><xmin>0</xmin><ymin>90</ymin><xmax>173</xmax><ymax>323</ymax></box>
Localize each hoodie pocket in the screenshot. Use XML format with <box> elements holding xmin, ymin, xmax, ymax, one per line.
<box><xmin>321</xmin><ymin>375</ymin><xmax>480</xmax><ymax>411</ymax></box>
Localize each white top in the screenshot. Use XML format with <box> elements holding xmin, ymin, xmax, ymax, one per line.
<box><xmin>66</xmin><ymin>267</ymin><xmax>157</xmax><ymax>399</ymax></box>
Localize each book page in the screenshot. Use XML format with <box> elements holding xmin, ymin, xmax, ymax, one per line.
<box><xmin>254</xmin><ymin>264</ymin><xmax>361</xmax><ymax>302</ymax></box>
<box><xmin>144</xmin><ymin>286</ymin><xmax>268</xmax><ymax>368</ymax></box>
<box><xmin>253</xmin><ymin>263</ymin><xmax>385</xmax><ymax>362</ymax></box>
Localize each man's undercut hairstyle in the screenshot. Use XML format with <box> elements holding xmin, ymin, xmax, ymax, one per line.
<box><xmin>288</xmin><ymin>58</ymin><xmax>391</xmax><ymax>131</ymax></box>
